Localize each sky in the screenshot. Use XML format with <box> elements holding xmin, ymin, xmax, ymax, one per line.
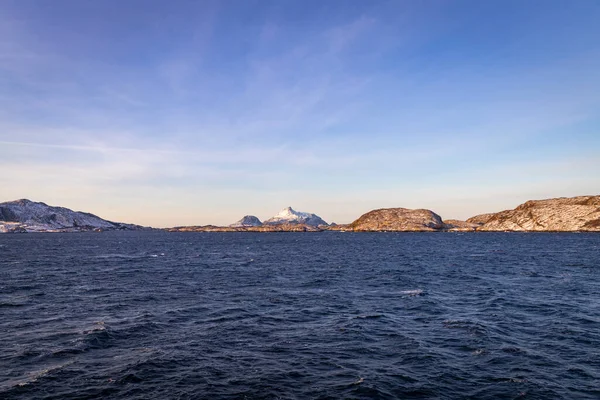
<box><xmin>1</xmin><ymin>0</ymin><xmax>599</xmax><ymax>227</ymax></box>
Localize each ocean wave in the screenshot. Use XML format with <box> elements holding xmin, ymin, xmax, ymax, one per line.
<box><xmin>400</xmin><ymin>289</ymin><xmax>424</xmax><ymax>296</ymax></box>
<box><xmin>2</xmin><ymin>231</ymin><xmax>599</xmax><ymax>399</ymax></box>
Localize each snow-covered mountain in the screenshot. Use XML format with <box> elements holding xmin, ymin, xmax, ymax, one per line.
<box><xmin>0</xmin><ymin>199</ymin><xmax>145</xmax><ymax>233</ymax></box>
<box><xmin>263</xmin><ymin>207</ymin><xmax>328</xmax><ymax>226</ymax></box>
<box><xmin>229</xmin><ymin>215</ymin><xmax>263</xmax><ymax>227</ymax></box>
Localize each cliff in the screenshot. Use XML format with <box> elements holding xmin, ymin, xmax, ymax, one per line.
<box><xmin>475</xmin><ymin>195</ymin><xmax>600</xmax><ymax>231</ymax></box>
<box><xmin>349</xmin><ymin>208</ymin><xmax>444</xmax><ymax>232</ymax></box>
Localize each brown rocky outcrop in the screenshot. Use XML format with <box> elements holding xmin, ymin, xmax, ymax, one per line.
<box><xmin>475</xmin><ymin>195</ymin><xmax>600</xmax><ymax>231</ymax></box>
<box><xmin>349</xmin><ymin>208</ymin><xmax>444</xmax><ymax>232</ymax></box>
<box><xmin>166</xmin><ymin>225</ymin><xmax>236</xmax><ymax>232</ymax></box>
<box><xmin>321</xmin><ymin>224</ymin><xmax>351</xmax><ymax>231</ymax></box>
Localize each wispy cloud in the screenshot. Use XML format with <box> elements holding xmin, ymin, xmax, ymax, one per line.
<box><xmin>326</xmin><ymin>15</ymin><xmax>376</xmax><ymax>54</ymax></box>
<box><xmin>1</xmin><ymin>1</ymin><xmax>599</xmax><ymax>226</ymax></box>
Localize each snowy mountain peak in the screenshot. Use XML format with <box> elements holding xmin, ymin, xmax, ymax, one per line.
<box><xmin>264</xmin><ymin>207</ymin><xmax>328</xmax><ymax>226</ymax></box>
<box><xmin>10</xmin><ymin>199</ymin><xmax>40</xmax><ymax>206</ymax></box>
<box><xmin>276</xmin><ymin>207</ymin><xmax>303</xmax><ymax>218</ymax></box>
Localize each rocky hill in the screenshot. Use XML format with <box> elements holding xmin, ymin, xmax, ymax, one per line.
<box><xmin>0</xmin><ymin>199</ymin><xmax>147</xmax><ymax>233</ymax></box>
<box><xmin>263</xmin><ymin>207</ymin><xmax>327</xmax><ymax>226</ymax></box>
<box><xmin>474</xmin><ymin>195</ymin><xmax>600</xmax><ymax>231</ymax></box>
<box><xmin>229</xmin><ymin>215</ymin><xmax>262</xmax><ymax>227</ymax></box>
<box><xmin>349</xmin><ymin>208</ymin><xmax>444</xmax><ymax>231</ymax></box>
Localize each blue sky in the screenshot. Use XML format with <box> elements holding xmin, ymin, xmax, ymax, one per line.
<box><xmin>1</xmin><ymin>0</ymin><xmax>599</xmax><ymax>227</ymax></box>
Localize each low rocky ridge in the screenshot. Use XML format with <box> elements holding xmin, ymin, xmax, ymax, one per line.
<box><xmin>264</xmin><ymin>207</ymin><xmax>328</xmax><ymax>226</ymax></box>
<box><xmin>167</xmin><ymin>223</ymin><xmax>321</xmax><ymax>232</ymax></box>
<box><xmin>229</xmin><ymin>215</ymin><xmax>262</xmax><ymax>227</ymax></box>
<box><xmin>167</xmin><ymin>207</ymin><xmax>328</xmax><ymax>232</ymax></box>
<box><xmin>474</xmin><ymin>195</ymin><xmax>600</xmax><ymax>231</ymax></box>
<box><xmin>0</xmin><ymin>199</ymin><xmax>147</xmax><ymax>233</ymax></box>
<box><xmin>443</xmin><ymin>219</ymin><xmax>481</xmax><ymax>232</ymax></box>
<box><xmin>349</xmin><ymin>208</ymin><xmax>444</xmax><ymax>232</ymax></box>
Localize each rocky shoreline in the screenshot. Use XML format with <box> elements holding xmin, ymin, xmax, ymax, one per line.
<box><xmin>166</xmin><ymin>223</ymin><xmax>323</xmax><ymax>233</ymax></box>
<box><xmin>2</xmin><ymin>195</ymin><xmax>599</xmax><ymax>233</ymax></box>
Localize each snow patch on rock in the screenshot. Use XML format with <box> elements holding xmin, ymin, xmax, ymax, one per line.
<box><xmin>264</xmin><ymin>207</ymin><xmax>328</xmax><ymax>226</ymax></box>
<box><xmin>229</xmin><ymin>215</ymin><xmax>263</xmax><ymax>227</ymax></box>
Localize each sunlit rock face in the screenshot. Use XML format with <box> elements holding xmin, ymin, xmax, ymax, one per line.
<box><xmin>349</xmin><ymin>208</ymin><xmax>444</xmax><ymax>231</ymax></box>
<box><xmin>263</xmin><ymin>207</ymin><xmax>328</xmax><ymax>227</ymax></box>
<box><xmin>475</xmin><ymin>195</ymin><xmax>600</xmax><ymax>231</ymax></box>
<box><xmin>0</xmin><ymin>199</ymin><xmax>144</xmax><ymax>232</ymax></box>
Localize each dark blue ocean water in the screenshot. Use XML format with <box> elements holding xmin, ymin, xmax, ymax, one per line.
<box><xmin>0</xmin><ymin>232</ymin><xmax>599</xmax><ymax>399</ymax></box>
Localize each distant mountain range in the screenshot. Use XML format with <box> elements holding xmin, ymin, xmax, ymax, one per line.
<box><xmin>0</xmin><ymin>199</ymin><xmax>148</xmax><ymax>233</ymax></box>
<box><xmin>2</xmin><ymin>195</ymin><xmax>599</xmax><ymax>233</ymax></box>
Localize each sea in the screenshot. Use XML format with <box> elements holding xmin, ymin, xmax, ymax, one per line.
<box><xmin>0</xmin><ymin>231</ymin><xmax>598</xmax><ymax>399</ymax></box>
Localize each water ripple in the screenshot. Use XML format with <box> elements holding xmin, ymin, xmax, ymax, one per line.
<box><xmin>1</xmin><ymin>231</ymin><xmax>599</xmax><ymax>399</ymax></box>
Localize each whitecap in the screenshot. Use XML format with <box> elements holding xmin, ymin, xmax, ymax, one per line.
<box><xmin>352</xmin><ymin>377</ymin><xmax>364</xmax><ymax>385</ymax></box>
<box><xmin>8</xmin><ymin>361</ymin><xmax>74</xmax><ymax>389</ymax></box>
<box><xmin>400</xmin><ymin>289</ymin><xmax>423</xmax><ymax>296</ymax></box>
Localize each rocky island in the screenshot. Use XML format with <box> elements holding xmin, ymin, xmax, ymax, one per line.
<box><xmin>166</xmin><ymin>207</ymin><xmax>328</xmax><ymax>232</ymax></box>
<box><xmin>348</xmin><ymin>208</ymin><xmax>444</xmax><ymax>232</ymax></box>
<box><xmin>470</xmin><ymin>195</ymin><xmax>600</xmax><ymax>232</ymax></box>
<box><xmin>340</xmin><ymin>195</ymin><xmax>600</xmax><ymax>232</ymax></box>
<box><xmin>263</xmin><ymin>207</ymin><xmax>327</xmax><ymax>226</ymax></box>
